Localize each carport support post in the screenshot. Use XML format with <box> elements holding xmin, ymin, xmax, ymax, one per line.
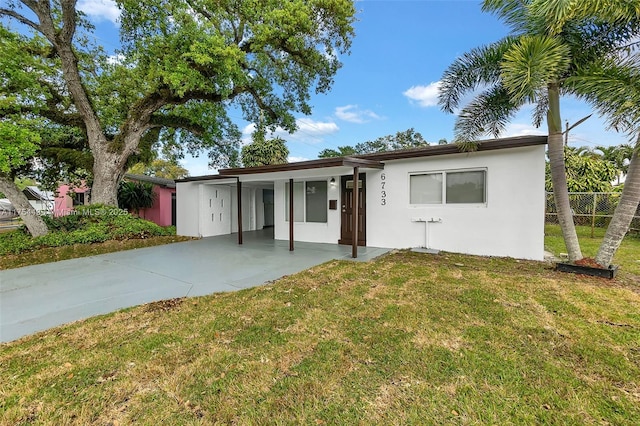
<box><xmin>237</xmin><ymin>179</ymin><xmax>243</xmax><ymax>245</ymax></box>
<box><xmin>289</xmin><ymin>178</ymin><xmax>294</xmax><ymax>251</ymax></box>
<box><xmin>352</xmin><ymin>166</ymin><xmax>359</xmax><ymax>258</ymax></box>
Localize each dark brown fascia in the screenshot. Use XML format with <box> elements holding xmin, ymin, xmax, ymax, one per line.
<box><xmin>124</xmin><ymin>173</ymin><xmax>176</xmax><ymax>188</ymax></box>
<box><xmin>175</xmin><ymin>174</ymin><xmax>240</xmax><ymax>183</ymax></box>
<box><xmin>218</xmin><ymin>157</ymin><xmax>384</xmax><ymax>176</ymax></box>
<box><xmin>342</xmin><ymin>157</ymin><xmax>385</xmax><ymax>169</ymax></box>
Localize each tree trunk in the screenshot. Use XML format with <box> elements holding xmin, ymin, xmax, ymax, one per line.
<box><xmin>595</xmin><ymin>137</ymin><xmax>640</xmax><ymax>267</ymax></box>
<box><xmin>91</xmin><ymin>150</ymin><xmax>127</xmax><ymax>206</ymax></box>
<box><xmin>0</xmin><ymin>176</ymin><xmax>49</xmax><ymax>237</ymax></box>
<box><xmin>547</xmin><ymin>84</ymin><xmax>583</xmax><ymax>261</ymax></box>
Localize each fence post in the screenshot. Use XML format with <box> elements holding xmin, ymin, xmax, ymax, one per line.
<box><xmin>591</xmin><ymin>193</ymin><xmax>597</xmax><ymax>238</ymax></box>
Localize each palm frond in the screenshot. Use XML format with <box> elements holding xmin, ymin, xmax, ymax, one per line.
<box><xmin>530</xmin><ymin>0</ymin><xmax>640</xmax><ymax>35</ymax></box>
<box><xmin>501</xmin><ymin>35</ymin><xmax>571</xmax><ymax>103</ymax></box>
<box><xmin>482</xmin><ymin>0</ymin><xmax>533</xmax><ymax>33</ymax></box>
<box><xmin>453</xmin><ymin>84</ymin><xmax>522</xmax><ymax>141</ymax></box>
<box><xmin>438</xmin><ymin>37</ymin><xmax>516</xmax><ymax>113</ymax></box>
<box><xmin>566</xmin><ymin>58</ymin><xmax>640</xmax><ymax>134</ymax></box>
<box><xmin>531</xmin><ymin>89</ymin><xmax>548</xmax><ymax>128</ymax></box>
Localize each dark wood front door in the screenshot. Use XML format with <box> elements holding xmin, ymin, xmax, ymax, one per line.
<box><xmin>339</xmin><ymin>174</ymin><xmax>366</xmax><ymax>246</ymax></box>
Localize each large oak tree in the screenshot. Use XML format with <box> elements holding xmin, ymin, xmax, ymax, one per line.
<box><xmin>1</xmin><ymin>0</ymin><xmax>356</xmax><ymax>205</ymax></box>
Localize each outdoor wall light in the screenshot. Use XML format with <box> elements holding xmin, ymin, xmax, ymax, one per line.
<box><xmin>330</xmin><ymin>177</ymin><xmax>336</xmax><ymax>186</ymax></box>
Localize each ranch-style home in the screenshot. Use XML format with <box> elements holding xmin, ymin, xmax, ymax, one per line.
<box><xmin>176</xmin><ymin>135</ymin><xmax>547</xmax><ymax>260</ymax></box>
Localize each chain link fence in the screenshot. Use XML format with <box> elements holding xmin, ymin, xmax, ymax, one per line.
<box><xmin>546</xmin><ymin>192</ymin><xmax>640</xmax><ymax>236</ymax></box>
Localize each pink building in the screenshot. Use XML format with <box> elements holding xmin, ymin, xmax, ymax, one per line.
<box><xmin>54</xmin><ymin>174</ymin><xmax>176</xmax><ymax>227</ymax></box>
<box><xmin>124</xmin><ymin>174</ymin><xmax>176</xmax><ymax>227</ymax></box>
<box><xmin>54</xmin><ymin>184</ymin><xmax>90</xmax><ymax>216</ymax></box>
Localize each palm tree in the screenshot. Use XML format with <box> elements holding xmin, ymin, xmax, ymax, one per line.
<box><xmin>596</xmin><ymin>145</ymin><xmax>629</xmax><ymax>185</ymax></box>
<box><xmin>530</xmin><ymin>0</ymin><xmax>640</xmax><ymax>267</ymax></box>
<box><xmin>438</xmin><ymin>0</ymin><xmax>640</xmax><ymax>262</ymax></box>
<box><xmin>117</xmin><ymin>181</ymin><xmax>156</xmax><ymax>217</ymax></box>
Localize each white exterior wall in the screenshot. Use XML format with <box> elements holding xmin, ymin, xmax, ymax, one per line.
<box><xmin>231</xmin><ymin>186</ymin><xmax>256</xmax><ymax>233</ymax></box>
<box><xmin>178</xmin><ymin>145</ymin><xmax>545</xmax><ymax>260</ymax></box>
<box><xmin>273</xmin><ymin>178</ymin><xmax>341</xmax><ymax>244</ymax></box>
<box><xmin>176</xmin><ymin>181</ymin><xmax>200</xmax><ymax>237</ymax></box>
<box><xmin>178</xmin><ymin>181</ymin><xmax>264</xmax><ymax>237</ymax></box>
<box><xmin>365</xmin><ymin>145</ymin><xmax>545</xmax><ymax>260</ymax></box>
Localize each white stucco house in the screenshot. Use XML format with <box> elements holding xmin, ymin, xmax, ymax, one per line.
<box><xmin>176</xmin><ymin>135</ymin><xmax>547</xmax><ymax>260</ymax></box>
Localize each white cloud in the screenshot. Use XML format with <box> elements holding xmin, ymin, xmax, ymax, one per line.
<box><xmin>294</xmin><ymin>118</ymin><xmax>339</xmax><ymax>138</ymax></box>
<box><xmin>500</xmin><ymin>123</ymin><xmax>545</xmax><ymax>138</ymax></box>
<box><xmin>241</xmin><ymin>118</ymin><xmax>339</xmax><ymax>145</ymax></box>
<box><xmin>334</xmin><ymin>105</ymin><xmax>381</xmax><ymax>123</ymax></box>
<box><xmin>403</xmin><ymin>81</ymin><xmax>442</xmax><ymax>107</ymax></box>
<box><xmin>77</xmin><ymin>0</ymin><xmax>121</xmax><ymax>25</ymax></box>
<box><xmin>288</xmin><ymin>156</ymin><xmax>310</xmax><ymax>163</ymax></box>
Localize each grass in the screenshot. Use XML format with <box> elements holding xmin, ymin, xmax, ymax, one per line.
<box><xmin>1</xmin><ymin>248</ymin><xmax>639</xmax><ymax>424</ymax></box>
<box><xmin>545</xmin><ymin>224</ymin><xmax>640</xmax><ymax>276</ymax></box>
<box><xmin>0</xmin><ymin>235</ymin><xmax>193</xmax><ymax>270</ymax></box>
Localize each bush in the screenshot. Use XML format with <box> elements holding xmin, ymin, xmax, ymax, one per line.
<box><xmin>0</xmin><ymin>208</ymin><xmax>176</xmax><ymax>256</ymax></box>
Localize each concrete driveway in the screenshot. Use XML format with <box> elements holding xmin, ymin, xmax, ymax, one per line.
<box><xmin>0</xmin><ymin>230</ymin><xmax>388</xmax><ymax>343</ymax></box>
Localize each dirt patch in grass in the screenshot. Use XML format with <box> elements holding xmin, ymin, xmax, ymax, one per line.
<box><xmin>0</xmin><ymin>235</ymin><xmax>193</xmax><ymax>270</ymax></box>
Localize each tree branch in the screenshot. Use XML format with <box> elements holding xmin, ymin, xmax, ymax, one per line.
<box><xmin>59</xmin><ymin>0</ymin><xmax>78</xmax><ymax>43</ymax></box>
<box><xmin>0</xmin><ymin>8</ymin><xmax>41</xmax><ymax>32</ymax></box>
<box><xmin>149</xmin><ymin>114</ymin><xmax>205</xmax><ymax>136</ymax></box>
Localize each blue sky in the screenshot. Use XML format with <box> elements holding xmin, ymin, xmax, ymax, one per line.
<box><xmin>73</xmin><ymin>1</ymin><xmax>633</xmax><ymax>174</ymax></box>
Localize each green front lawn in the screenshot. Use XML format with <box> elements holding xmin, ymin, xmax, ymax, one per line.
<box><xmin>1</xmin><ymin>248</ymin><xmax>639</xmax><ymax>424</ymax></box>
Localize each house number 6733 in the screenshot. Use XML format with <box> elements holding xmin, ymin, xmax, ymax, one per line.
<box><xmin>380</xmin><ymin>173</ymin><xmax>387</xmax><ymax>205</ymax></box>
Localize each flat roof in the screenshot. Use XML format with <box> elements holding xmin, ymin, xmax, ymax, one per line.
<box><xmin>124</xmin><ymin>173</ymin><xmax>176</xmax><ymax>188</ymax></box>
<box><xmin>177</xmin><ymin>135</ymin><xmax>547</xmax><ymax>182</ymax></box>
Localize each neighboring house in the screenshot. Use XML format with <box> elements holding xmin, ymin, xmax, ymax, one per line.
<box><xmin>53</xmin><ymin>175</ymin><xmax>176</xmax><ymax>227</ymax></box>
<box><xmin>122</xmin><ymin>174</ymin><xmax>177</xmax><ymax>227</ymax></box>
<box><xmin>54</xmin><ymin>184</ymin><xmax>90</xmax><ymax>217</ymax></box>
<box><xmin>176</xmin><ymin>136</ymin><xmax>547</xmax><ymax>260</ymax></box>
<box><xmin>0</xmin><ymin>198</ymin><xmax>18</xmax><ymax>220</ymax></box>
<box><xmin>23</xmin><ymin>186</ymin><xmax>55</xmax><ymax>214</ymax></box>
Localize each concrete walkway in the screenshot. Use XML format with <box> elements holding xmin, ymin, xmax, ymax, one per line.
<box><xmin>0</xmin><ymin>230</ymin><xmax>388</xmax><ymax>343</ymax></box>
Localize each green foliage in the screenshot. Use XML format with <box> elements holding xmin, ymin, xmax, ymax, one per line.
<box><xmin>0</xmin><ymin>205</ymin><xmax>175</xmax><ymax>255</ymax></box>
<box><xmin>0</xmin><ymin>121</ymin><xmax>40</xmax><ymax>175</ymax></box>
<box><xmin>241</xmin><ymin>136</ymin><xmax>289</xmax><ymax>167</ymax></box>
<box><xmin>128</xmin><ymin>158</ymin><xmax>189</xmax><ymax>179</ymax></box>
<box><xmin>117</xmin><ymin>181</ymin><xmax>157</xmax><ymax>213</ymax></box>
<box><xmin>317</xmin><ymin>145</ymin><xmax>358</xmax><ymax>158</ymax></box>
<box><xmin>317</xmin><ymin>128</ymin><xmax>430</xmax><ymax>158</ymax></box>
<box><xmin>355</xmin><ymin>128</ymin><xmax>429</xmax><ymax>153</ymax></box>
<box><xmin>545</xmin><ymin>147</ymin><xmax>618</xmax><ymax>192</ymax></box>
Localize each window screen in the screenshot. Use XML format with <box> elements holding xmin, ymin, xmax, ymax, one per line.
<box><xmin>446</xmin><ymin>170</ymin><xmax>486</xmax><ymax>203</ymax></box>
<box><xmin>305</xmin><ymin>181</ymin><xmax>327</xmax><ymax>223</ymax></box>
<box><xmin>410</xmin><ymin>173</ymin><xmax>443</xmax><ymax>204</ymax></box>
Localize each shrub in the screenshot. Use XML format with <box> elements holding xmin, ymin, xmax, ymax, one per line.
<box><xmin>0</xmin><ymin>209</ymin><xmax>176</xmax><ymax>256</ymax></box>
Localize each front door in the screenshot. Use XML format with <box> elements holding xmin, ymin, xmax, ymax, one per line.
<box><xmin>339</xmin><ymin>174</ymin><xmax>366</xmax><ymax>246</ymax></box>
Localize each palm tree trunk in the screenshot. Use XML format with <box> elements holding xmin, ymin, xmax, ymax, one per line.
<box><xmin>547</xmin><ymin>83</ymin><xmax>583</xmax><ymax>261</ymax></box>
<box><xmin>595</xmin><ymin>136</ymin><xmax>640</xmax><ymax>267</ymax></box>
<box><xmin>0</xmin><ymin>176</ymin><xmax>49</xmax><ymax>237</ymax></box>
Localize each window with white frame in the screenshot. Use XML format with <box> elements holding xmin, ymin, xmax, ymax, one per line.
<box><xmin>410</xmin><ymin>169</ymin><xmax>486</xmax><ymax>205</ymax></box>
<box><xmin>285</xmin><ymin>180</ymin><xmax>328</xmax><ymax>222</ymax></box>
